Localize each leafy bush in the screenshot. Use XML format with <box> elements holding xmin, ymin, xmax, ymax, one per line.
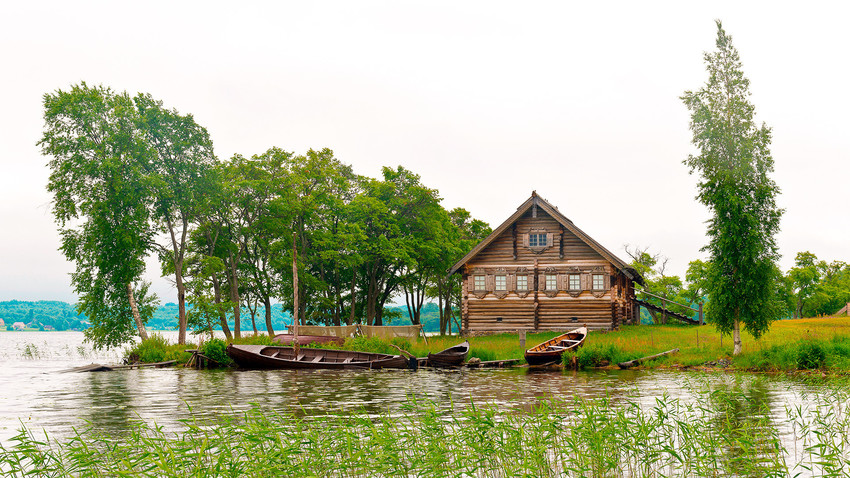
<box><xmin>796</xmin><ymin>342</ymin><xmax>826</xmax><ymax>370</ymax></box>
<box><xmin>572</xmin><ymin>343</ymin><xmax>635</xmax><ymax>369</ymax></box>
<box><xmin>124</xmin><ymin>334</ymin><xmax>192</xmax><ymax>364</ymax></box>
<box><xmin>199</xmin><ymin>338</ymin><xmax>232</xmax><ymax>368</ymax></box>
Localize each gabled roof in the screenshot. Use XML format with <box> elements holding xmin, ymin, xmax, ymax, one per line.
<box><xmin>449</xmin><ymin>191</ymin><xmax>644</xmax><ymax>285</ymax></box>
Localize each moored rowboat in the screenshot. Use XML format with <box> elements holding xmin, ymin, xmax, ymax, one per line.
<box><xmin>524</xmin><ymin>327</ymin><xmax>587</xmax><ymax>366</ymax></box>
<box><xmin>226</xmin><ymin>344</ymin><xmax>411</xmax><ymax>370</ymax></box>
<box><xmin>426</xmin><ymin>341</ymin><xmax>470</xmax><ymax>367</ymax></box>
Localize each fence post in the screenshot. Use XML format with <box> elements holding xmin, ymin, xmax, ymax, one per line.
<box><xmin>518</xmin><ymin>329</ymin><xmax>526</xmax><ymax>348</ymax></box>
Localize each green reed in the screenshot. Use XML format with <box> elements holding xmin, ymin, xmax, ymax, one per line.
<box><xmin>3</xmin><ymin>382</ymin><xmax>850</xmax><ymax>477</ymax></box>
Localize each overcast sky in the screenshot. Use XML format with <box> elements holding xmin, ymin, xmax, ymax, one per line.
<box><xmin>1</xmin><ymin>1</ymin><xmax>848</xmax><ymax>304</ymax></box>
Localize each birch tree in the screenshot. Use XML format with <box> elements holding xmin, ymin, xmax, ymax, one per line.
<box><xmin>681</xmin><ymin>21</ymin><xmax>784</xmax><ymax>354</ymax></box>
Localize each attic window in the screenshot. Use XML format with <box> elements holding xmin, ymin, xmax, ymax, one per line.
<box><xmin>529</xmin><ymin>233</ymin><xmax>547</xmax><ymax>247</ymax></box>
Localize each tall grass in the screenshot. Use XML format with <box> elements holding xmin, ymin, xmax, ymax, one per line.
<box><xmin>2</xmin><ymin>383</ymin><xmax>849</xmax><ymax>477</ymax></box>
<box><xmin>123</xmin><ymin>334</ymin><xmax>193</xmax><ymax>364</ymax></box>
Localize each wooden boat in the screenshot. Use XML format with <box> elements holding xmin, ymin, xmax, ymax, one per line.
<box><xmin>226</xmin><ymin>344</ymin><xmax>411</xmax><ymax>370</ymax></box>
<box><xmin>426</xmin><ymin>341</ymin><xmax>470</xmax><ymax>367</ymax></box>
<box><xmin>272</xmin><ymin>334</ymin><xmax>344</xmax><ymax>346</ymax></box>
<box><xmin>524</xmin><ymin>327</ymin><xmax>587</xmax><ymax>366</ymax></box>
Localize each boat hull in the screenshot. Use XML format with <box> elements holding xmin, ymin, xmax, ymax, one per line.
<box><xmin>227</xmin><ymin>344</ymin><xmax>410</xmax><ymax>370</ymax></box>
<box><xmin>426</xmin><ymin>341</ymin><xmax>470</xmax><ymax>367</ymax></box>
<box><xmin>524</xmin><ymin>327</ymin><xmax>587</xmax><ymax>366</ymax></box>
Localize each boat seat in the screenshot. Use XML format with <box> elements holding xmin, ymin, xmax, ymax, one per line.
<box><xmin>342</xmin><ymin>358</ymin><xmax>353</xmax><ymax>363</ymax></box>
<box><xmin>547</xmin><ymin>346</ymin><xmax>567</xmax><ymax>351</ymax></box>
<box><xmin>296</xmin><ymin>354</ymin><xmax>306</xmax><ymax>361</ymax></box>
<box><xmin>311</xmin><ymin>356</ymin><xmax>323</xmax><ymax>363</ymax></box>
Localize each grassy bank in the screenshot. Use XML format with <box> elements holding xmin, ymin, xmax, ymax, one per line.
<box><xmin>407</xmin><ymin>316</ymin><xmax>850</xmax><ymax>372</ymax></box>
<box><xmin>128</xmin><ymin>316</ymin><xmax>850</xmax><ymax>372</ymax></box>
<box><xmin>2</xmin><ymin>383</ymin><xmax>849</xmax><ymax>477</ymax></box>
<box><xmin>123</xmin><ymin>334</ymin><xmax>274</xmax><ymax>367</ymax></box>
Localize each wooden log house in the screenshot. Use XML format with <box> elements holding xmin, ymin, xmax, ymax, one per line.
<box><xmin>450</xmin><ymin>192</ymin><xmax>644</xmax><ymax>335</ymax></box>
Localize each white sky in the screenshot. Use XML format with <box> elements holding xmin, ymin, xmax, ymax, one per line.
<box><xmin>1</xmin><ymin>1</ymin><xmax>848</xmax><ymax>303</ymax></box>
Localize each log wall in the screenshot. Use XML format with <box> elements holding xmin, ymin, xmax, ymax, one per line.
<box><xmin>461</xmin><ymin>208</ymin><xmax>638</xmax><ymax>335</ymax></box>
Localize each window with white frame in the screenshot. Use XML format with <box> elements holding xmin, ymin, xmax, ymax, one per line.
<box><xmin>495</xmin><ymin>274</ymin><xmax>507</xmax><ymax>291</ymax></box>
<box><xmin>545</xmin><ymin>274</ymin><xmax>557</xmax><ymax>291</ymax></box>
<box><xmin>516</xmin><ymin>275</ymin><xmax>528</xmax><ymax>291</ymax></box>
<box><xmin>474</xmin><ymin>275</ymin><xmax>485</xmax><ymax>291</ymax></box>
<box><xmin>569</xmin><ymin>274</ymin><xmax>581</xmax><ymax>291</ymax></box>
<box><xmin>529</xmin><ymin>233</ymin><xmax>547</xmax><ymax>247</ymax></box>
<box><xmin>592</xmin><ymin>274</ymin><xmax>604</xmax><ymax>290</ymax></box>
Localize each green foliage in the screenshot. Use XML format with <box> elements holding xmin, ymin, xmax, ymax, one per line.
<box><xmin>572</xmin><ymin>343</ymin><xmax>636</xmax><ymax>369</ymax></box>
<box><xmin>337</xmin><ymin>336</ymin><xmax>411</xmax><ymax>355</ymax></box>
<box><xmin>124</xmin><ymin>334</ymin><xmax>192</xmax><ymax>364</ymax></box>
<box><xmin>796</xmin><ymin>342</ymin><xmax>826</xmax><ymax>370</ymax></box>
<box><xmin>230</xmin><ymin>335</ymin><xmax>275</xmax><ymax>346</ymax></box>
<box><xmin>738</xmin><ymin>334</ymin><xmax>850</xmax><ymax>372</ymax></box>
<box><xmin>786</xmin><ymin>251</ymin><xmax>850</xmax><ymax>318</ymax></box>
<box><xmin>40</xmin><ymin>83</ymin><xmax>160</xmax><ymax>349</ymax></box>
<box><xmin>681</xmin><ymin>22</ymin><xmax>784</xmax><ymax>352</ymax></box>
<box><xmin>198</xmin><ymin>338</ymin><xmax>231</xmax><ymax>368</ymax></box>
<box><xmin>0</xmin><ymin>301</ymin><xmax>87</xmax><ymax>331</ymax></box>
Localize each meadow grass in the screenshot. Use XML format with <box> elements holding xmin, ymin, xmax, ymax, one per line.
<box><xmin>129</xmin><ymin>316</ymin><xmax>850</xmax><ymax>372</ymax></box>
<box><xmin>2</xmin><ymin>380</ymin><xmax>849</xmax><ymax>477</ymax></box>
<box><xmin>406</xmin><ymin>316</ymin><xmax>850</xmax><ymax>371</ymax></box>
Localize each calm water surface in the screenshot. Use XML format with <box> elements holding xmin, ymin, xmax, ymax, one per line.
<box><xmin>0</xmin><ymin>331</ymin><xmax>844</xmax><ymax>455</ymax></box>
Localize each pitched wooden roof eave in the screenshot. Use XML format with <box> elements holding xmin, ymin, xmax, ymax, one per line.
<box><xmin>448</xmin><ymin>193</ymin><xmax>645</xmax><ymax>286</ymax></box>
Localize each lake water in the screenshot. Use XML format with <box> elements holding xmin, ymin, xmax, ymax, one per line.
<box><xmin>1</xmin><ymin>331</ymin><xmax>848</xmax><ymax>475</ymax></box>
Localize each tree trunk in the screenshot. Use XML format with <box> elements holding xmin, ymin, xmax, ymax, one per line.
<box><xmin>212</xmin><ymin>275</ymin><xmax>232</xmax><ymax>341</ymax></box>
<box><xmin>733</xmin><ymin>318</ymin><xmax>742</xmax><ymax>355</ymax></box>
<box><xmin>292</xmin><ymin>234</ymin><xmax>300</xmax><ymax>334</ymax></box>
<box><xmin>126</xmin><ymin>283</ymin><xmax>149</xmax><ymax>341</ymax></box>
<box><xmin>443</xmin><ymin>289</ymin><xmax>452</xmax><ymax>336</ymax></box>
<box><xmin>348</xmin><ymin>272</ymin><xmax>357</xmax><ymax>325</ymax></box>
<box><xmin>263</xmin><ymin>295</ymin><xmax>274</xmax><ymax>337</ymax></box>
<box><xmin>366</xmin><ymin>267</ymin><xmax>377</xmax><ymax>326</ymax></box>
<box><xmin>247</xmin><ymin>298</ymin><xmax>258</xmax><ymax>335</ymax></box>
<box><xmin>438</xmin><ymin>281</ymin><xmax>446</xmax><ymax>336</ymax></box>
<box><xmin>127</xmin><ymin>283</ymin><xmax>149</xmax><ymax>341</ymax></box>
<box><xmin>229</xmin><ymin>253</ymin><xmax>241</xmax><ymax>339</ymax></box>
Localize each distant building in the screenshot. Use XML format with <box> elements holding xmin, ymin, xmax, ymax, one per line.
<box><xmin>43</xmin><ymin>325</ymin><xmax>55</xmax><ymax>331</ymax></box>
<box><xmin>0</xmin><ymin>318</ymin><xmax>4</xmax><ymax>328</ymax></box>
<box><xmin>12</xmin><ymin>322</ymin><xmax>26</xmax><ymax>331</ymax></box>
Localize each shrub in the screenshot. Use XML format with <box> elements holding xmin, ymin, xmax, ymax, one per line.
<box><xmin>573</xmin><ymin>343</ymin><xmax>635</xmax><ymax>369</ymax></box>
<box><xmin>199</xmin><ymin>338</ymin><xmax>232</xmax><ymax>368</ymax></box>
<box><xmin>796</xmin><ymin>342</ymin><xmax>826</xmax><ymax>370</ymax></box>
<box><xmin>124</xmin><ymin>334</ymin><xmax>192</xmax><ymax>364</ymax></box>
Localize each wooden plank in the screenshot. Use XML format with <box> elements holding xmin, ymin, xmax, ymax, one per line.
<box><xmin>618</xmin><ymin>348</ymin><xmax>679</xmax><ymax>369</ymax></box>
